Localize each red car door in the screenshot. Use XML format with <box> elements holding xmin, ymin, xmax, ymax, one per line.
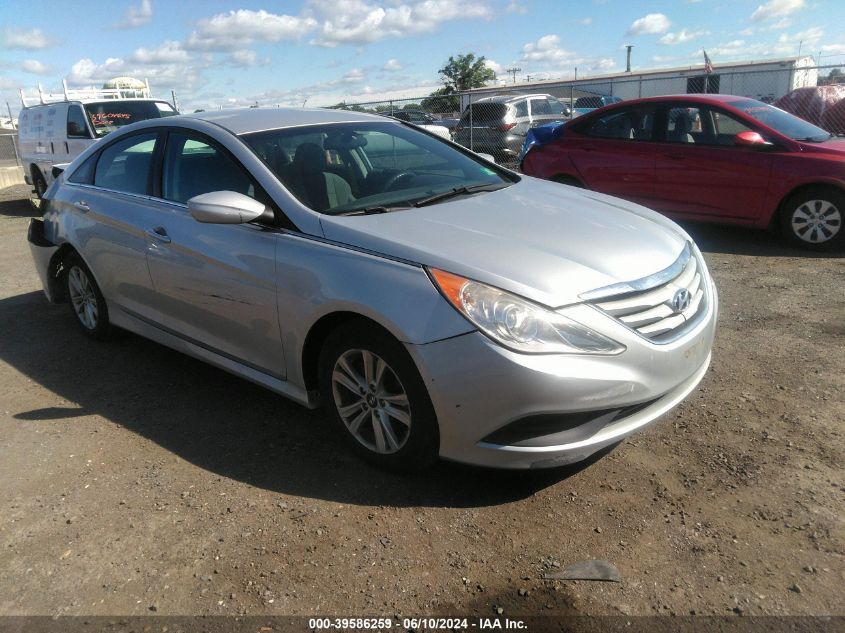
<box><xmin>564</xmin><ymin>105</ymin><xmax>657</xmax><ymax>206</ymax></box>
<box><xmin>651</xmin><ymin>104</ymin><xmax>774</xmax><ymax>222</ymax></box>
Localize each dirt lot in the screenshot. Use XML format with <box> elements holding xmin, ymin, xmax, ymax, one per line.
<box><xmin>0</xmin><ymin>183</ymin><xmax>842</xmax><ymax>620</ymax></box>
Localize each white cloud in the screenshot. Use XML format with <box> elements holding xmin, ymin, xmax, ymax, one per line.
<box><xmin>739</xmin><ymin>27</ymin><xmax>755</xmax><ymax>36</ymax></box>
<box><xmin>229</xmin><ymin>50</ymin><xmax>257</xmax><ymax>67</ymax></box>
<box><xmin>116</xmin><ymin>0</ymin><xmax>153</xmax><ymax>29</ymax></box>
<box><xmin>66</xmin><ymin>53</ymin><xmax>205</xmax><ymax>97</ymax></box>
<box><xmin>626</xmin><ymin>13</ymin><xmax>671</xmax><ymax>36</ymax></box>
<box><xmin>484</xmin><ymin>58</ymin><xmax>503</xmax><ymax>75</ymax></box>
<box><xmin>579</xmin><ymin>17</ymin><xmax>593</xmax><ymax>25</ymax></box>
<box><xmin>751</xmin><ymin>0</ymin><xmax>805</xmax><ymax>22</ymax></box>
<box><xmin>3</xmin><ymin>27</ymin><xmax>55</xmax><ymax>50</ymax></box>
<box><xmin>658</xmin><ymin>28</ymin><xmax>709</xmax><ymax>45</ymax></box>
<box><xmin>519</xmin><ymin>34</ymin><xmax>616</xmax><ymax>73</ymax></box>
<box><xmin>506</xmin><ymin>1</ymin><xmax>527</xmax><ymax>14</ymax></box>
<box><xmin>383</xmin><ymin>58</ymin><xmax>403</xmax><ymax>71</ymax></box>
<box><xmin>21</xmin><ymin>59</ymin><xmax>50</xmax><ymax>75</ymax></box>
<box><xmin>128</xmin><ymin>41</ymin><xmax>189</xmax><ymax>64</ymax></box>
<box><xmin>777</xmin><ymin>26</ymin><xmax>823</xmax><ymax>43</ymax></box>
<box><xmin>187</xmin><ymin>9</ymin><xmax>317</xmax><ymax>50</ymax></box>
<box><xmin>765</xmin><ymin>17</ymin><xmax>792</xmax><ymax>30</ymax></box>
<box><xmin>308</xmin><ymin>0</ymin><xmax>491</xmax><ymax>47</ymax></box>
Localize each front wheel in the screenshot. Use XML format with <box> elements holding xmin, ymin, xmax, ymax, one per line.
<box><xmin>779</xmin><ymin>188</ymin><xmax>843</xmax><ymax>250</ymax></box>
<box><xmin>318</xmin><ymin>322</ymin><xmax>439</xmax><ymax>472</ymax></box>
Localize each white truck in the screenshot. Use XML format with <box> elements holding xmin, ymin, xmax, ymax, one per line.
<box><xmin>18</xmin><ymin>79</ymin><xmax>178</xmax><ymax>197</ymax></box>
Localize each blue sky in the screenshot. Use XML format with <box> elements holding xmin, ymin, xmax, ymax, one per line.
<box><xmin>2</xmin><ymin>0</ymin><xmax>844</xmax><ymax>114</ymax></box>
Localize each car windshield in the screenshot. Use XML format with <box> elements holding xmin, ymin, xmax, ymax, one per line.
<box><xmin>728</xmin><ymin>98</ymin><xmax>832</xmax><ymax>142</ymax></box>
<box><xmin>241</xmin><ymin>121</ymin><xmax>514</xmax><ymax>215</ymax></box>
<box><xmin>83</xmin><ymin>100</ymin><xmax>178</xmax><ymax>138</ymax></box>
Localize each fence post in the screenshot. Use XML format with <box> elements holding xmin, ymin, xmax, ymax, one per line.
<box><xmin>468</xmin><ymin>91</ymin><xmax>473</xmax><ymax>153</ymax></box>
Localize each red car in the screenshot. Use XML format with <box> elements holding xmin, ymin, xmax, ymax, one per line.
<box><xmin>521</xmin><ymin>94</ymin><xmax>845</xmax><ymax>250</ymax></box>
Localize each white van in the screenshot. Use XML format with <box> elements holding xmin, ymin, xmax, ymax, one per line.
<box><xmin>18</xmin><ymin>81</ymin><xmax>178</xmax><ymax>197</ymax></box>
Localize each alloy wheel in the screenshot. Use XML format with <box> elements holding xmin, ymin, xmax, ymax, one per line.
<box><xmin>68</xmin><ymin>266</ymin><xmax>99</xmax><ymax>330</ymax></box>
<box><xmin>330</xmin><ymin>349</ymin><xmax>412</xmax><ymax>454</ymax></box>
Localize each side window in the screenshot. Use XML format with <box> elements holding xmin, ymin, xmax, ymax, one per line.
<box><xmin>711</xmin><ymin>110</ymin><xmax>753</xmax><ymax>145</ymax></box>
<box><xmin>514</xmin><ymin>101</ymin><xmax>528</xmax><ymax>117</ymax></box>
<box><xmin>93</xmin><ymin>133</ymin><xmax>157</xmax><ymax>194</ymax></box>
<box><xmin>546</xmin><ymin>98</ymin><xmax>566</xmax><ymax>115</ymax></box>
<box><xmin>67</xmin><ymin>106</ymin><xmax>90</xmax><ymax>138</ymax></box>
<box><xmin>531</xmin><ymin>99</ymin><xmax>552</xmax><ymax>115</ymax></box>
<box><xmin>586</xmin><ymin>107</ymin><xmax>654</xmax><ymax>141</ymax></box>
<box><xmin>665</xmin><ymin>106</ymin><xmax>752</xmax><ymax>146</ymax></box>
<box><xmin>67</xmin><ymin>153</ymin><xmax>97</xmax><ymax>184</ymax></box>
<box><xmin>665</xmin><ymin>107</ymin><xmax>701</xmax><ymax>144</ymax></box>
<box><xmin>163</xmin><ymin>133</ymin><xmax>256</xmax><ymax>204</ymax></box>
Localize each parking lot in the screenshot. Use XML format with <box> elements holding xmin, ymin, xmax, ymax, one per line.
<box><xmin>0</xmin><ymin>182</ymin><xmax>842</xmax><ymax>618</ymax></box>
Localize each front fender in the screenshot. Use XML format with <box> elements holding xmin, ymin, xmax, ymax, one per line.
<box><xmin>274</xmin><ymin>232</ymin><xmax>474</xmax><ymax>389</ymax></box>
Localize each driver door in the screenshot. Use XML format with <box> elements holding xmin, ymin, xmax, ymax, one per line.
<box><xmin>143</xmin><ymin>130</ymin><xmax>286</xmax><ymax>378</ymax></box>
<box><xmin>651</xmin><ymin>104</ymin><xmax>775</xmax><ymax>221</ymax></box>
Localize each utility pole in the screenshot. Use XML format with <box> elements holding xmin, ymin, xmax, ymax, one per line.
<box><xmin>525</xmin><ymin>74</ymin><xmax>532</xmax><ymax>83</ymax></box>
<box><xmin>505</xmin><ymin>67</ymin><xmax>521</xmax><ymax>84</ymax></box>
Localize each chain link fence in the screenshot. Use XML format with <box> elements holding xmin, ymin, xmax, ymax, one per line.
<box><xmin>337</xmin><ymin>63</ymin><xmax>845</xmax><ymax>171</ymax></box>
<box><xmin>0</xmin><ymin>133</ymin><xmax>21</xmax><ymax>169</ymax></box>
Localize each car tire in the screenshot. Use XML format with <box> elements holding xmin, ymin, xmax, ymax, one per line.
<box><xmin>32</xmin><ymin>169</ymin><xmax>47</xmax><ymax>199</ymax></box>
<box><xmin>318</xmin><ymin>321</ymin><xmax>439</xmax><ymax>472</ymax></box>
<box><xmin>779</xmin><ymin>187</ymin><xmax>844</xmax><ymax>251</ymax></box>
<box><xmin>64</xmin><ymin>253</ymin><xmax>111</xmax><ymax>340</ymax></box>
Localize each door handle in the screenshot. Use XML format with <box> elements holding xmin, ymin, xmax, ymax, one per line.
<box><xmin>146</xmin><ymin>227</ymin><xmax>171</xmax><ymax>244</ymax></box>
<box><xmin>666</xmin><ymin>153</ymin><xmax>685</xmax><ymax>160</ymax></box>
<box><xmin>74</xmin><ymin>200</ymin><xmax>90</xmax><ymax>212</ymax></box>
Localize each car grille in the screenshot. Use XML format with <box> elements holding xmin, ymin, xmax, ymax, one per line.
<box><xmin>581</xmin><ymin>243</ymin><xmax>709</xmax><ymax>343</ymax></box>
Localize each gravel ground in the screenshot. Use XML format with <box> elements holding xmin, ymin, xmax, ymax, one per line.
<box><xmin>0</xmin><ymin>183</ymin><xmax>842</xmax><ymax>619</ymax></box>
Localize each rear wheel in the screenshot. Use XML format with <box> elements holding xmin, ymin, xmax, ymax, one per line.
<box><xmin>64</xmin><ymin>253</ymin><xmax>111</xmax><ymax>340</ymax></box>
<box><xmin>779</xmin><ymin>188</ymin><xmax>843</xmax><ymax>250</ymax></box>
<box><xmin>318</xmin><ymin>322</ymin><xmax>439</xmax><ymax>472</ymax></box>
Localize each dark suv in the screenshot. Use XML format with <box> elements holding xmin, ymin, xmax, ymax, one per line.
<box><xmin>454</xmin><ymin>94</ymin><xmax>570</xmax><ymax>163</ymax></box>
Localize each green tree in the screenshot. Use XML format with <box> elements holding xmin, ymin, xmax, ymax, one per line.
<box><xmin>421</xmin><ymin>88</ymin><xmax>460</xmax><ymax>114</ymax></box>
<box><xmin>438</xmin><ymin>53</ymin><xmax>497</xmax><ymax>92</ymax></box>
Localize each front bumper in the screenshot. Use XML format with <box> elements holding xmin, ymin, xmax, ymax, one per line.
<box><xmin>28</xmin><ymin>218</ymin><xmax>60</xmax><ymax>303</ymax></box>
<box><xmin>407</xmin><ymin>285</ymin><xmax>717</xmax><ymax>469</ymax></box>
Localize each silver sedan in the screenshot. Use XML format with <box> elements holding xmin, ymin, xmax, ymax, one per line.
<box><xmin>28</xmin><ymin>108</ymin><xmax>717</xmax><ymax>471</ymax></box>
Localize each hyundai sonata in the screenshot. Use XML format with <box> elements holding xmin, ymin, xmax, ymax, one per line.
<box><xmin>28</xmin><ymin>108</ymin><xmax>717</xmax><ymax>470</ymax></box>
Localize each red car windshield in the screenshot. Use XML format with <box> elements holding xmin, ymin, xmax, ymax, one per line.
<box><xmin>729</xmin><ymin>99</ymin><xmax>832</xmax><ymax>142</ymax></box>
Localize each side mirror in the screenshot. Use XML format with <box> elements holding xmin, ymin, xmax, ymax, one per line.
<box><xmin>476</xmin><ymin>152</ymin><xmax>497</xmax><ymax>164</ymax></box>
<box><xmin>734</xmin><ymin>130</ymin><xmax>772</xmax><ymax>148</ymax></box>
<box><xmin>188</xmin><ymin>191</ymin><xmax>269</xmax><ymax>224</ymax></box>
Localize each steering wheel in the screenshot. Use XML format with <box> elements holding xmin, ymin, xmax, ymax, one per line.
<box><xmin>382</xmin><ymin>171</ymin><xmax>415</xmax><ymax>192</ymax></box>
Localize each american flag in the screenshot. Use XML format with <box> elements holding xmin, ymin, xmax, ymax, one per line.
<box><xmin>703</xmin><ymin>50</ymin><xmax>714</xmax><ymax>75</ymax></box>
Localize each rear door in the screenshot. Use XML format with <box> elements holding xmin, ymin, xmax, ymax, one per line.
<box><xmin>142</xmin><ymin>129</ymin><xmax>286</xmax><ymax>378</ymax></box>
<box><xmin>651</xmin><ymin>103</ymin><xmax>774</xmax><ymax>221</ymax></box>
<box><xmin>57</xmin><ymin>131</ymin><xmax>162</xmax><ymax>321</ymax></box>
<box><xmin>566</xmin><ymin>104</ymin><xmax>657</xmax><ymax>204</ymax></box>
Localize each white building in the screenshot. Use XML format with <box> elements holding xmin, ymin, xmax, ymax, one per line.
<box><xmin>465</xmin><ymin>57</ymin><xmax>818</xmax><ymax>108</ymax></box>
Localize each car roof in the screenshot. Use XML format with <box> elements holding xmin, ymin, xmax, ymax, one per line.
<box><xmin>601</xmin><ymin>94</ymin><xmax>749</xmax><ymax>107</ymax></box>
<box><xmin>182</xmin><ymin>107</ymin><xmax>388</xmax><ymax>135</ymax></box>
<box><xmin>474</xmin><ymin>93</ymin><xmax>555</xmax><ymax>104</ymax></box>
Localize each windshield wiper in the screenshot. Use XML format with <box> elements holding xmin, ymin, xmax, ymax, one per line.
<box><xmin>332</xmin><ymin>205</ymin><xmax>409</xmax><ymax>216</ymax></box>
<box><xmin>413</xmin><ymin>182</ymin><xmax>508</xmax><ymax>208</ymax></box>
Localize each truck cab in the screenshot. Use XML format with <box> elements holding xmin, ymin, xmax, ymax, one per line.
<box><xmin>18</xmin><ymin>81</ymin><xmax>177</xmax><ymax>197</ymax></box>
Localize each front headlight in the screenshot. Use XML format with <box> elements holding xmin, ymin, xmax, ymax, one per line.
<box><xmin>429</xmin><ymin>268</ymin><xmax>624</xmax><ymax>355</ymax></box>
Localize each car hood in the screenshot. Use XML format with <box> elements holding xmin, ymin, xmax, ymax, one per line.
<box><xmin>319</xmin><ymin>177</ymin><xmax>689</xmax><ymax>308</ymax></box>
<box><xmin>796</xmin><ymin>137</ymin><xmax>845</xmax><ymax>155</ymax></box>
